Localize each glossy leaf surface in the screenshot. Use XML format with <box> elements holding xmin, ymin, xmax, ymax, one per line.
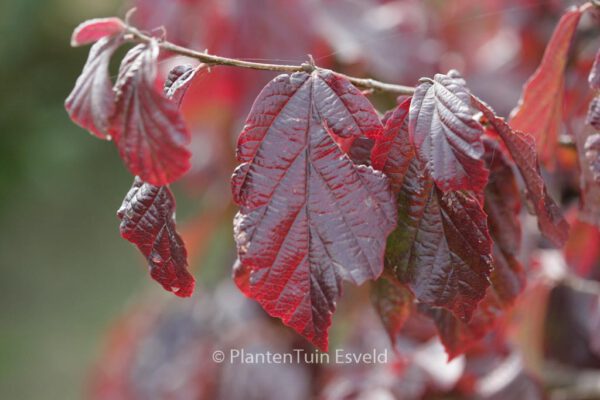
<box><xmin>232</xmin><ymin>71</ymin><xmax>396</xmax><ymax>350</ymax></box>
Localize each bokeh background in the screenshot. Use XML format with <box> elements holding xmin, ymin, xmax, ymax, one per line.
<box><xmin>0</xmin><ymin>0</ymin><xmax>598</xmax><ymax>399</ymax></box>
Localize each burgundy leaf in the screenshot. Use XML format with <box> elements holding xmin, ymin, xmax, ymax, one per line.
<box><xmin>423</xmin><ymin>294</ymin><xmax>501</xmax><ymax>360</ymax></box>
<box><xmin>371</xmin><ymin>97</ymin><xmax>414</xmax><ymax>193</ymax></box>
<box><xmin>70</xmin><ymin>17</ymin><xmax>126</xmax><ymax>47</ymax></box>
<box><xmin>371</xmin><ymin>278</ymin><xmax>413</xmax><ymax>346</ymax></box>
<box><xmin>117</xmin><ymin>177</ymin><xmax>194</xmax><ymax>297</ymax></box>
<box><xmin>483</xmin><ymin>139</ymin><xmax>525</xmax><ymax>305</ymax></box>
<box><xmin>576</xmin><ymin>125</ymin><xmax>600</xmax><ymax>227</ymax></box>
<box><xmin>386</xmin><ymin>155</ymin><xmax>493</xmax><ymax>321</ymax></box>
<box><xmin>65</xmin><ymin>35</ymin><xmax>123</xmax><ymax>139</ymax></box>
<box><xmin>509</xmin><ymin>7</ymin><xmax>582</xmax><ymax>167</ymax></box>
<box><xmin>409</xmin><ymin>71</ymin><xmax>488</xmax><ymax>192</ymax></box>
<box><xmin>473</xmin><ymin>96</ymin><xmax>569</xmax><ymax>247</ymax></box>
<box><xmin>110</xmin><ymin>41</ymin><xmax>191</xmax><ymax>185</ymax></box>
<box><xmin>587</xmin><ymin>96</ymin><xmax>600</xmax><ymax>131</ymax></box>
<box><xmin>346</xmin><ymin>136</ymin><xmax>375</xmax><ymax>166</ymax></box>
<box><xmin>589</xmin><ymin>48</ymin><xmax>600</xmax><ymax>90</ymax></box>
<box><xmin>232</xmin><ymin>71</ymin><xmax>395</xmax><ymax>350</ymax></box>
<box><xmin>164</xmin><ymin>64</ymin><xmax>206</xmax><ymax>107</ymax></box>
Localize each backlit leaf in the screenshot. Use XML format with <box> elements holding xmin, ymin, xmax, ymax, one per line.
<box><xmin>65</xmin><ymin>35</ymin><xmax>123</xmax><ymax>139</ymax></box>
<box><xmin>473</xmin><ymin>96</ymin><xmax>569</xmax><ymax>247</ymax></box>
<box><xmin>409</xmin><ymin>71</ymin><xmax>488</xmax><ymax>192</ymax></box>
<box><xmin>70</xmin><ymin>17</ymin><xmax>126</xmax><ymax>47</ymax></box>
<box><xmin>110</xmin><ymin>42</ymin><xmax>192</xmax><ymax>185</ymax></box>
<box><xmin>509</xmin><ymin>7</ymin><xmax>582</xmax><ymax>167</ymax></box>
<box><xmin>232</xmin><ymin>71</ymin><xmax>396</xmax><ymax>350</ymax></box>
<box><xmin>117</xmin><ymin>177</ymin><xmax>194</xmax><ymax>297</ymax></box>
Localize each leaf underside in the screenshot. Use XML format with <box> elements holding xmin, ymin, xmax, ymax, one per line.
<box><xmin>232</xmin><ymin>71</ymin><xmax>396</xmax><ymax>350</ymax></box>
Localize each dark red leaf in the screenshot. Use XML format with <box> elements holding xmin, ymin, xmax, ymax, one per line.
<box><xmin>346</xmin><ymin>136</ymin><xmax>374</xmax><ymax>166</ymax></box>
<box><xmin>386</xmin><ymin>155</ymin><xmax>493</xmax><ymax>321</ymax></box>
<box><xmin>110</xmin><ymin>41</ymin><xmax>191</xmax><ymax>185</ymax></box>
<box><xmin>483</xmin><ymin>139</ymin><xmax>525</xmax><ymax>305</ymax></box>
<box><xmin>164</xmin><ymin>64</ymin><xmax>206</xmax><ymax>108</ymax></box>
<box><xmin>409</xmin><ymin>71</ymin><xmax>488</xmax><ymax>192</ymax></box>
<box><xmin>371</xmin><ymin>97</ymin><xmax>414</xmax><ymax>193</ymax></box>
<box><xmin>70</xmin><ymin>17</ymin><xmax>126</xmax><ymax>47</ymax></box>
<box><xmin>232</xmin><ymin>71</ymin><xmax>396</xmax><ymax>350</ymax></box>
<box><xmin>65</xmin><ymin>35</ymin><xmax>123</xmax><ymax>139</ymax></box>
<box><xmin>473</xmin><ymin>96</ymin><xmax>569</xmax><ymax>247</ymax></box>
<box><xmin>371</xmin><ymin>278</ymin><xmax>413</xmax><ymax>346</ymax></box>
<box><xmin>589</xmin><ymin>48</ymin><xmax>600</xmax><ymax>90</ymax></box>
<box><xmin>509</xmin><ymin>7</ymin><xmax>582</xmax><ymax>167</ymax></box>
<box><xmin>117</xmin><ymin>177</ymin><xmax>194</xmax><ymax>297</ymax></box>
<box><xmin>423</xmin><ymin>294</ymin><xmax>501</xmax><ymax>360</ymax></box>
<box><xmin>587</xmin><ymin>96</ymin><xmax>600</xmax><ymax>131</ymax></box>
<box><xmin>576</xmin><ymin>125</ymin><xmax>600</xmax><ymax>227</ymax></box>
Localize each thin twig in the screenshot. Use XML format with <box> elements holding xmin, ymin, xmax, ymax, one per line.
<box><xmin>124</xmin><ymin>25</ymin><xmax>416</xmax><ymax>95</ymax></box>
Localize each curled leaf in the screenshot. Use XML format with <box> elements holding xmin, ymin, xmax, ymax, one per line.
<box><xmin>110</xmin><ymin>42</ymin><xmax>191</xmax><ymax>185</ymax></box>
<box><xmin>232</xmin><ymin>71</ymin><xmax>395</xmax><ymax>350</ymax></box>
<box><xmin>509</xmin><ymin>7</ymin><xmax>582</xmax><ymax>167</ymax></box>
<box><xmin>117</xmin><ymin>177</ymin><xmax>194</xmax><ymax>297</ymax></box>
<box><xmin>473</xmin><ymin>96</ymin><xmax>569</xmax><ymax>247</ymax></box>
<box><xmin>65</xmin><ymin>35</ymin><xmax>123</xmax><ymax>139</ymax></box>
<box><xmin>164</xmin><ymin>64</ymin><xmax>206</xmax><ymax>107</ymax></box>
<box><xmin>70</xmin><ymin>17</ymin><xmax>126</xmax><ymax>47</ymax></box>
<box><xmin>409</xmin><ymin>71</ymin><xmax>488</xmax><ymax>192</ymax></box>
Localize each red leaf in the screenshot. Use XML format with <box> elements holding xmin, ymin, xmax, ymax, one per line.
<box><xmin>232</xmin><ymin>71</ymin><xmax>396</xmax><ymax>350</ymax></box>
<box><xmin>371</xmin><ymin>97</ymin><xmax>414</xmax><ymax>193</ymax></box>
<box><xmin>117</xmin><ymin>177</ymin><xmax>194</xmax><ymax>297</ymax></box>
<box><xmin>70</xmin><ymin>17</ymin><xmax>126</xmax><ymax>47</ymax></box>
<box><xmin>110</xmin><ymin>42</ymin><xmax>191</xmax><ymax>185</ymax></box>
<box><xmin>589</xmin><ymin>49</ymin><xmax>600</xmax><ymax>90</ymax></box>
<box><xmin>65</xmin><ymin>35</ymin><xmax>123</xmax><ymax>139</ymax></box>
<box><xmin>576</xmin><ymin>125</ymin><xmax>600</xmax><ymax>227</ymax></box>
<box><xmin>409</xmin><ymin>71</ymin><xmax>488</xmax><ymax>192</ymax></box>
<box><xmin>473</xmin><ymin>96</ymin><xmax>569</xmax><ymax>247</ymax></box>
<box><xmin>164</xmin><ymin>64</ymin><xmax>206</xmax><ymax>108</ymax></box>
<box><xmin>386</xmin><ymin>156</ymin><xmax>493</xmax><ymax>321</ymax></box>
<box><xmin>509</xmin><ymin>7</ymin><xmax>582</xmax><ymax>168</ymax></box>
<box><xmin>371</xmin><ymin>278</ymin><xmax>413</xmax><ymax>346</ymax></box>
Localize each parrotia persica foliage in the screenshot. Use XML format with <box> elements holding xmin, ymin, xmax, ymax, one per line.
<box><xmin>65</xmin><ymin>2</ymin><xmax>598</xmax><ymax>356</ymax></box>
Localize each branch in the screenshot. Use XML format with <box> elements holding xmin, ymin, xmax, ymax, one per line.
<box><xmin>124</xmin><ymin>25</ymin><xmax>416</xmax><ymax>95</ymax></box>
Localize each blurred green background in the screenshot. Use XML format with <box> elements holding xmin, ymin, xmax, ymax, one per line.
<box><xmin>0</xmin><ymin>1</ymin><xmax>155</xmax><ymax>398</ymax></box>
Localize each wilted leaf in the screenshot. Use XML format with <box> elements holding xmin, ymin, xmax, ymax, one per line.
<box><xmin>386</xmin><ymin>156</ymin><xmax>493</xmax><ymax>321</ymax></box>
<box><xmin>117</xmin><ymin>177</ymin><xmax>194</xmax><ymax>297</ymax></box>
<box><xmin>232</xmin><ymin>71</ymin><xmax>396</xmax><ymax>350</ymax></box>
<box><xmin>65</xmin><ymin>35</ymin><xmax>123</xmax><ymax>139</ymax></box>
<box><xmin>372</xmin><ymin>278</ymin><xmax>413</xmax><ymax>346</ymax></box>
<box><xmin>110</xmin><ymin>42</ymin><xmax>191</xmax><ymax>185</ymax></box>
<box><xmin>70</xmin><ymin>17</ymin><xmax>126</xmax><ymax>47</ymax></box>
<box><xmin>509</xmin><ymin>7</ymin><xmax>582</xmax><ymax>167</ymax></box>
<box><xmin>164</xmin><ymin>64</ymin><xmax>206</xmax><ymax>107</ymax></box>
<box><xmin>409</xmin><ymin>71</ymin><xmax>488</xmax><ymax>192</ymax></box>
<box><xmin>473</xmin><ymin>96</ymin><xmax>569</xmax><ymax>247</ymax></box>
<box><xmin>371</xmin><ymin>97</ymin><xmax>414</xmax><ymax>192</ymax></box>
